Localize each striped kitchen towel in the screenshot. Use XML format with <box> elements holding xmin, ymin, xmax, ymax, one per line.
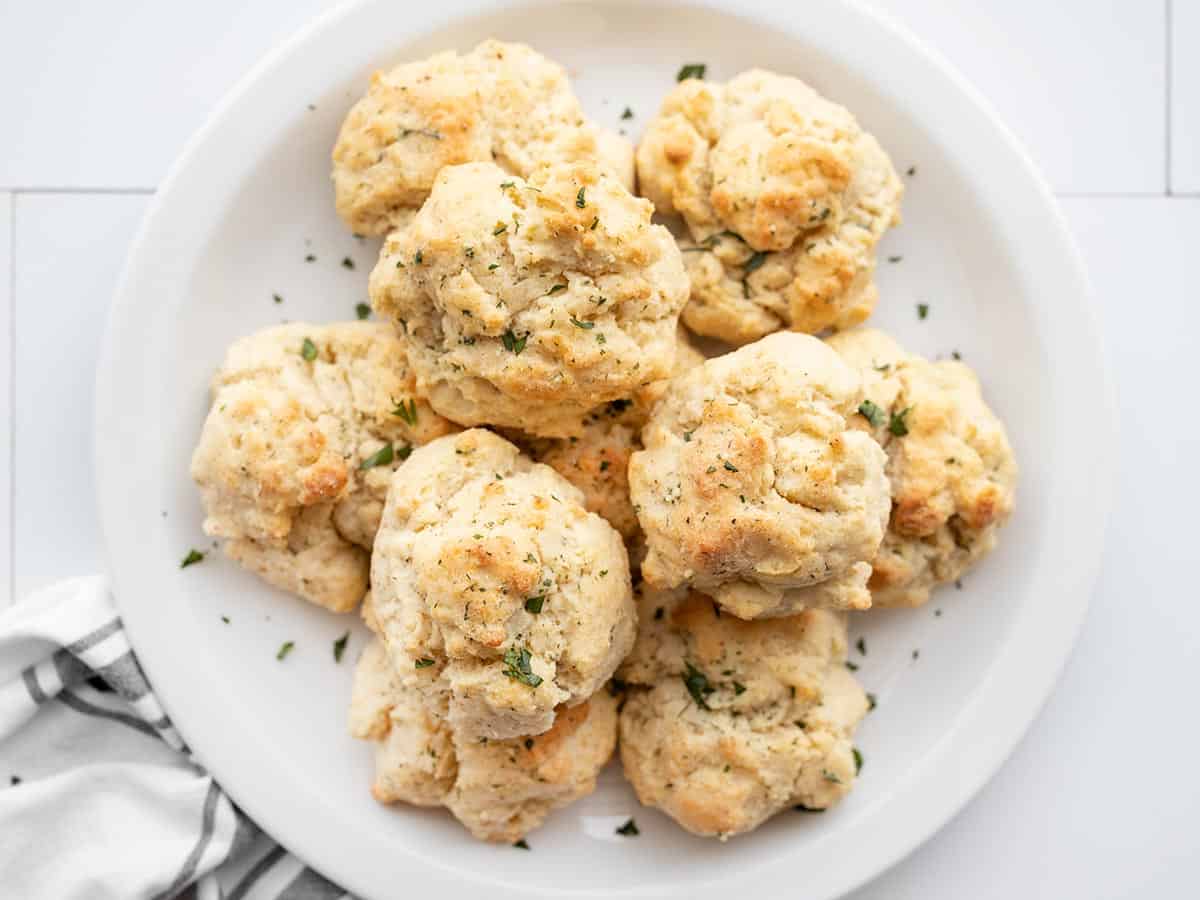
<box><xmin>0</xmin><ymin>577</ymin><xmax>353</xmax><ymax>900</ymax></box>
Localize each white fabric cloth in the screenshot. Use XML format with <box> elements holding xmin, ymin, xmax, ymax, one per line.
<box><xmin>0</xmin><ymin>577</ymin><xmax>353</xmax><ymax>900</ymax></box>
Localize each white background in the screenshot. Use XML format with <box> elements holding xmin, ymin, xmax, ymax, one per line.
<box><xmin>1</xmin><ymin>1</ymin><xmax>1197</xmax><ymax>897</ymax></box>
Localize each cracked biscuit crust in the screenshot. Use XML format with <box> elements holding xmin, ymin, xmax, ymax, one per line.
<box><xmin>629</xmin><ymin>332</ymin><xmax>890</xmax><ymax>619</ymax></box>
<box><xmin>827</xmin><ymin>328</ymin><xmax>1017</xmax><ymax>606</ymax></box>
<box><xmin>369</xmin><ymin>429</ymin><xmax>635</xmax><ymax>740</ymax></box>
<box><xmin>333</xmin><ymin>40</ymin><xmax>634</xmax><ymax>235</ymax></box>
<box><xmin>618</xmin><ymin>586</ymin><xmax>868</xmax><ymax>838</ymax></box>
<box><xmin>190</xmin><ymin>322</ymin><xmax>455</xmax><ymax>612</ymax></box>
<box><xmin>350</xmin><ymin>638</ymin><xmax>617</xmax><ymax>842</ymax></box>
<box><xmin>369</xmin><ymin>160</ymin><xmax>689</xmax><ymax>437</ymax></box>
<box><xmin>637</xmin><ymin>69</ymin><xmax>902</xmax><ymax>343</ymax></box>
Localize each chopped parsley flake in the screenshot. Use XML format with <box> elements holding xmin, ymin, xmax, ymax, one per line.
<box><xmin>396</xmin><ymin>444</ymin><xmax>413</xmax><ymax>461</ymax></box>
<box><xmin>683</xmin><ymin>662</ymin><xmax>714</xmax><ymax>709</ymax></box>
<box><xmin>398</xmin><ymin>127</ymin><xmax>442</xmax><ymax>140</ymax></box>
<box><xmin>795</xmin><ymin>804</ymin><xmax>825</xmax><ymax>813</ymax></box>
<box><xmin>576</xmin><ymin>187</ymin><xmax>587</xmax><ymax>208</ymax></box>
<box><xmin>355</xmin><ymin>302</ymin><xmax>371</xmax><ymax>320</ymax></box>
<box><xmin>570</xmin><ymin>316</ymin><xmax>594</xmax><ymax>329</ymax></box>
<box><xmin>906</xmin><ymin>165</ymin><xmax>917</xmax><ymax>176</ymax></box>
<box><xmin>333</xmin><ymin>631</ymin><xmax>349</xmax><ymax>663</ymax></box>
<box><xmin>304</xmin><ymin>253</ymin><xmax>316</xmax><ymax>263</ymax></box>
<box><xmin>276</xmin><ymin>641</ymin><xmax>294</xmax><ymax>661</ymax></box>
<box><xmin>846</xmin><ymin>660</ymin><xmax>859</xmax><ymax>671</ymax></box>
<box><xmin>677</xmin><ymin>63</ymin><xmax>706</xmax><ymax>81</ymax></box>
<box><xmin>493</xmin><ymin>222</ymin><xmax>508</xmax><ymax>236</ymax></box>
<box><xmin>272</xmin><ymin>293</ymin><xmax>283</xmax><ymax>304</ymax></box>
<box><xmin>683</xmin><ymin>429</ymin><xmax>694</xmax><ymax>442</ymax></box>
<box><xmin>392</xmin><ymin>397</ymin><xmax>419</xmax><ymax>426</ymax></box>
<box><xmin>501</xmin><ymin>330</ymin><xmax>528</xmax><ymax>354</ymax></box>
<box><xmin>547</xmin><ymin>283</ymin><xmax>567</xmax><ymax>295</ymax></box>
<box><xmin>415</xmin><ymin>658</ymin><xmax>435</xmax><ymax>669</ymax></box>
<box><xmin>621</xmin><ymin>107</ymin><xmax>634</xmax><ymax>120</ymax></box>
<box><xmin>359</xmin><ymin>443</ymin><xmax>395</xmax><ymax>470</ymax></box>
<box><xmin>889</xmin><ymin>406</ymin><xmax>912</xmax><ymax>437</ymax></box>
<box><xmin>723</xmin><ymin>460</ymin><xmax>738</xmax><ymax>473</ymax></box>
<box><xmin>300</xmin><ymin>338</ymin><xmax>318</xmax><ymax>361</ymax></box>
<box><xmin>743</xmin><ymin>251</ymin><xmax>768</xmax><ymax>274</ymax></box>
<box><xmin>917</xmin><ymin>303</ymin><xmax>929</xmax><ymax>320</ymax></box>
<box><xmin>853</xmin><ymin>747</ymin><xmax>863</xmax><ymax>774</ymax></box>
<box><xmin>590</xmin><ymin>216</ymin><xmax>600</xmax><ymax>230</ymax></box>
<box><xmin>524</xmin><ymin>595</ymin><xmax>546</xmax><ymax>614</ymax></box>
<box><xmin>180</xmin><ymin>549</ymin><xmax>205</xmax><ymax>568</ymax></box>
<box><xmin>503</xmin><ymin>646</ymin><xmax>543</xmax><ymax>687</ymax></box>
<box><xmin>221</xmin><ymin>615</ymin><xmax>230</xmax><ymax>624</ymax></box>
<box><xmin>341</xmin><ymin>257</ymin><xmax>355</xmax><ymax>270</ymax></box>
<box><xmin>866</xmin><ymin>693</ymin><xmax>877</xmax><ymax>711</ymax></box>
<box><xmin>888</xmin><ymin>255</ymin><xmax>902</xmax><ymax>263</ymax></box>
<box><xmin>616</xmin><ymin>818</ymin><xmax>640</xmax><ymax>836</ymax></box>
<box><xmin>856</xmin><ymin>637</ymin><xmax>867</xmax><ymax>656</ymax></box>
<box><xmin>500</xmin><ymin>181</ymin><xmax>515</xmax><ymax>189</ymax></box>
<box><xmin>857</xmin><ymin>399</ymin><xmax>886</xmax><ymax>428</ymax></box>
<box><xmin>513</xmin><ymin>839</ymin><xmax>531</xmax><ymax>850</ymax></box>
<box><xmin>733</xmin><ymin>681</ymin><xmax>747</xmax><ymax>695</ymax></box>
<box><xmin>414</xmin><ymin>250</ymin><xmax>424</xmax><ymax>265</ymax></box>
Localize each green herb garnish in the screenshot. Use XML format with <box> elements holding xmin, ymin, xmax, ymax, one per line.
<box><xmin>616</xmin><ymin>818</ymin><xmax>639</xmax><ymax>836</ymax></box>
<box><xmin>856</xmin><ymin>637</ymin><xmax>867</xmax><ymax>656</ymax></box>
<box><xmin>683</xmin><ymin>662</ymin><xmax>714</xmax><ymax>709</ymax></box>
<box><xmin>677</xmin><ymin>63</ymin><xmax>706</xmax><ymax>81</ymax></box>
<box><xmin>503</xmin><ymin>646</ymin><xmax>543</xmax><ymax>687</ymax></box>
<box><xmin>341</xmin><ymin>257</ymin><xmax>355</xmax><ymax>270</ymax></box>
<box><xmin>276</xmin><ymin>641</ymin><xmax>294</xmax><ymax>661</ymax></box>
<box><xmin>180</xmin><ymin>549</ymin><xmax>205</xmax><ymax>568</ymax></box>
<box><xmin>392</xmin><ymin>397</ymin><xmax>418</xmax><ymax>426</ymax></box>
<box><xmin>355</xmin><ymin>303</ymin><xmax>371</xmax><ymax>320</ymax></box>
<box><xmin>621</xmin><ymin>107</ymin><xmax>634</xmax><ymax>120</ymax></box>
<box><xmin>547</xmin><ymin>283</ymin><xmax>567</xmax><ymax>295</ymax></box>
<box><xmin>501</xmin><ymin>330</ymin><xmax>528</xmax><ymax>354</ymax></box>
<box><xmin>493</xmin><ymin>221</ymin><xmax>508</xmax><ymax>236</ymax></box>
<box><xmin>723</xmin><ymin>460</ymin><xmax>738</xmax><ymax>473</ymax></box>
<box><xmin>570</xmin><ymin>316</ymin><xmax>594</xmax><ymax>329</ymax></box>
<box><xmin>853</xmin><ymin>748</ymin><xmax>863</xmax><ymax>774</ymax></box>
<box><xmin>743</xmin><ymin>251</ymin><xmax>767</xmax><ymax>274</ymax></box>
<box><xmin>398</xmin><ymin>127</ymin><xmax>442</xmax><ymax>140</ymax></box>
<box><xmin>524</xmin><ymin>595</ymin><xmax>546</xmax><ymax>614</ymax></box>
<box><xmin>333</xmin><ymin>632</ymin><xmax>349</xmax><ymax>663</ymax></box>
<box><xmin>396</xmin><ymin>444</ymin><xmax>413</xmax><ymax>461</ymax></box>
<box><xmin>272</xmin><ymin>293</ymin><xmax>283</xmax><ymax>304</ymax></box>
<box><xmin>301</xmin><ymin>338</ymin><xmax>318</xmax><ymax>361</ymax></box>
<box><xmin>857</xmin><ymin>399</ymin><xmax>886</xmax><ymax>428</ymax></box>
<box><xmin>889</xmin><ymin>406</ymin><xmax>912</xmax><ymax>437</ymax></box>
<box><xmin>733</xmin><ymin>681</ymin><xmax>746</xmax><ymax>695</ymax></box>
<box><xmin>576</xmin><ymin>187</ymin><xmax>587</xmax><ymax>208</ymax></box>
<box><xmin>415</xmin><ymin>658</ymin><xmax>435</xmax><ymax>669</ymax></box>
<box><xmin>917</xmin><ymin>303</ymin><xmax>929</xmax><ymax>320</ymax></box>
<box><xmin>360</xmin><ymin>443</ymin><xmax>395</xmax><ymax>470</ymax></box>
<box><xmin>513</xmin><ymin>839</ymin><xmax>531</xmax><ymax>850</ymax></box>
<box><xmin>867</xmin><ymin>693</ymin><xmax>877</xmax><ymax>711</ymax></box>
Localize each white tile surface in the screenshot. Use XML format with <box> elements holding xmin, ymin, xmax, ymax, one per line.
<box><xmin>0</xmin><ymin>0</ymin><xmax>337</xmax><ymax>189</ymax></box>
<box><xmin>0</xmin><ymin>193</ymin><xmax>11</xmax><ymax>606</ymax></box>
<box><xmin>850</xmin><ymin>197</ymin><xmax>1200</xmax><ymax>900</ymax></box>
<box><xmin>1171</xmin><ymin>0</ymin><xmax>1200</xmax><ymax>191</ymax></box>
<box><xmin>13</xmin><ymin>193</ymin><xmax>149</xmax><ymax>598</ymax></box>
<box><xmin>873</xmin><ymin>0</ymin><xmax>1167</xmax><ymax>194</ymax></box>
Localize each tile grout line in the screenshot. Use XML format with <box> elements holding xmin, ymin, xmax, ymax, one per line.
<box><xmin>8</xmin><ymin>194</ymin><xmax>15</xmax><ymax>607</ymax></box>
<box><xmin>3</xmin><ymin>186</ymin><xmax>156</xmax><ymax>196</ymax></box>
<box><xmin>1166</xmin><ymin>0</ymin><xmax>1173</xmax><ymax>195</ymax></box>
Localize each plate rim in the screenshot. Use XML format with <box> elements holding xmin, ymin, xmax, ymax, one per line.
<box><xmin>94</xmin><ymin>0</ymin><xmax>1115</xmax><ymax>897</ymax></box>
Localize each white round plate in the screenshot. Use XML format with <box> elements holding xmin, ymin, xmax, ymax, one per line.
<box><xmin>95</xmin><ymin>1</ymin><xmax>1113</xmax><ymax>897</ymax></box>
